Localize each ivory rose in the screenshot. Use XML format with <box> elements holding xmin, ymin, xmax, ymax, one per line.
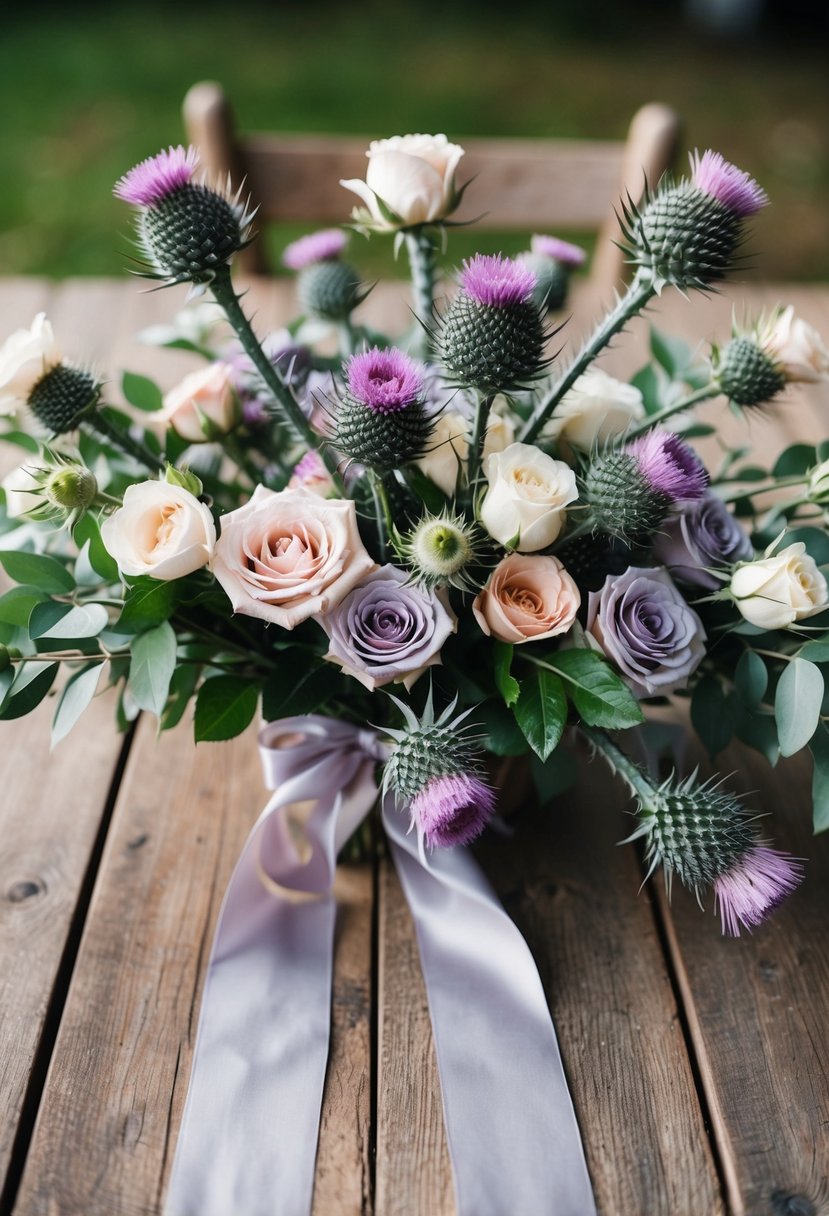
<box><xmin>762</xmin><ymin>306</ymin><xmax>829</xmax><ymax>384</ymax></box>
<box><xmin>0</xmin><ymin>313</ymin><xmax>61</xmax><ymax>414</ymax></box>
<box><xmin>730</xmin><ymin>542</ymin><xmax>829</xmax><ymax>630</ymax></box>
<box><xmin>416</xmin><ymin>408</ymin><xmax>514</xmax><ymax>495</ymax></box>
<box><xmin>473</xmin><ymin>554</ymin><xmax>580</xmax><ymax>644</ymax></box>
<box><xmin>101</xmin><ymin>480</ymin><xmax>216</xmax><ymax>580</ymax></box>
<box><xmin>544</xmin><ymin>369</ymin><xmax>645</xmax><ymax>451</ymax></box>
<box><xmin>159</xmin><ymin>362</ymin><xmax>240</xmax><ymax>442</ymax></box>
<box><xmin>340</xmin><ymin>134</ymin><xmax>464</xmax><ymax>230</ymax></box>
<box><xmin>212</xmin><ymin>485</ymin><xmax>376</xmax><ymax>628</ymax></box>
<box><xmin>2</xmin><ymin>463</ymin><xmax>42</xmax><ymax>518</ymax></box>
<box><xmin>479</xmin><ymin>442</ymin><xmax>578</xmax><ymax>552</ymax></box>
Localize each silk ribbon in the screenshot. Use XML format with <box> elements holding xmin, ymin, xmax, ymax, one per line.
<box><xmin>165</xmin><ymin>715</ymin><xmax>596</xmax><ymax>1216</ymax></box>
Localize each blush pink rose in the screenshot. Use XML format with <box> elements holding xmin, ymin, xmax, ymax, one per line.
<box><xmin>159</xmin><ymin>361</ymin><xmax>240</xmax><ymax>442</ymax></box>
<box><xmin>212</xmin><ymin>484</ymin><xmax>376</xmax><ymax>629</ymax></box>
<box><xmin>472</xmin><ymin>553</ymin><xmax>580</xmax><ymax>644</ymax></box>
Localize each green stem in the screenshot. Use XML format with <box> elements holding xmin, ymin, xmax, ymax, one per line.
<box><xmin>404</xmin><ymin>228</ymin><xmax>437</xmax><ymax>357</ymax></box>
<box><xmin>210</xmin><ymin>265</ymin><xmax>344</xmax><ymax>490</ymax></box>
<box><xmin>85</xmin><ymin>410</ymin><xmax>166</xmax><ymax>474</ymax></box>
<box><xmin>716</xmin><ymin>473</ymin><xmax>809</xmax><ymax>503</ymax></box>
<box><xmin>622</xmin><ymin>383</ymin><xmax>720</xmax><ymax>443</ymax></box>
<box><xmin>520</xmin><ymin>270</ymin><xmax>656</xmax><ymax>445</ymax></box>
<box><xmin>578</xmin><ymin>724</ymin><xmax>656</xmax><ymax>806</ymax></box>
<box><xmin>367</xmin><ymin>472</ymin><xmax>394</xmax><ymax>560</ymax></box>
<box><xmin>468</xmin><ymin>393</ymin><xmax>496</xmax><ymax>490</ymax></box>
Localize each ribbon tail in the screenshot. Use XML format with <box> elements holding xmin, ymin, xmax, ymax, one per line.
<box><xmin>383</xmin><ymin>796</ymin><xmax>597</xmax><ymax>1216</ymax></box>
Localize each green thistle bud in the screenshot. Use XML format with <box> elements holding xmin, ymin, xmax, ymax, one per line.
<box><xmin>45</xmin><ymin>464</ymin><xmax>97</xmax><ymax>512</ymax></box>
<box><xmin>713</xmin><ymin>336</ymin><xmax>787</xmax><ymax>407</ymax></box>
<box><xmin>298</xmin><ymin>260</ymin><xmax>364</xmax><ymax>321</ymax></box>
<box><xmin>28</xmin><ymin>365</ymin><xmax>101</xmax><ymax>435</ymax></box>
<box><xmin>139</xmin><ymin>185</ymin><xmax>249</xmax><ymax>285</ymax></box>
<box><xmin>583</xmin><ymin>451</ymin><xmax>668</xmax><ymax>543</ymax></box>
<box><xmin>394</xmin><ymin>510</ymin><xmax>482</xmax><ymax>590</ymax></box>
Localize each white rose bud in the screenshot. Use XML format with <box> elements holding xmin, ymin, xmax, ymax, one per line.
<box><xmin>762</xmin><ymin>306</ymin><xmax>829</xmax><ymax>384</ymax></box>
<box><xmin>730</xmin><ymin>542</ymin><xmax>829</xmax><ymax>630</ymax></box>
<box><xmin>480</xmin><ymin>442</ymin><xmax>578</xmax><ymax>552</ymax></box>
<box><xmin>2</xmin><ymin>463</ymin><xmax>42</xmax><ymax>518</ymax></box>
<box><xmin>158</xmin><ymin>361</ymin><xmax>240</xmax><ymax>443</ymax></box>
<box><xmin>543</xmin><ymin>369</ymin><xmax>645</xmax><ymax>451</ymax></box>
<box><xmin>416</xmin><ymin>407</ymin><xmax>514</xmax><ymax>495</ymax></box>
<box><xmin>101</xmin><ymin>480</ymin><xmax>216</xmax><ymax>580</ymax></box>
<box><xmin>341</xmin><ymin>133</ymin><xmax>465</xmax><ymax>230</ymax></box>
<box><xmin>0</xmin><ymin>313</ymin><xmax>61</xmax><ymax>415</ymax></box>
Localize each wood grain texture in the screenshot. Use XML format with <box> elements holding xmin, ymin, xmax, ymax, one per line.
<box><xmin>12</xmin><ymin>717</ymin><xmax>372</xmax><ymax>1216</ymax></box>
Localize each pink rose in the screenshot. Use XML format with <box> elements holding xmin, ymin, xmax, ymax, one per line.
<box><xmin>159</xmin><ymin>361</ymin><xmax>240</xmax><ymax>442</ymax></box>
<box><xmin>212</xmin><ymin>485</ymin><xmax>376</xmax><ymax>629</ymax></box>
<box><xmin>472</xmin><ymin>553</ymin><xmax>580</xmax><ymax>644</ymax></box>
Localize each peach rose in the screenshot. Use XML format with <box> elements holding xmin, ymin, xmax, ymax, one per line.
<box><xmin>159</xmin><ymin>361</ymin><xmax>240</xmax><ymax>442</ymax></box>
<box><xmin>472</xmin><ymin>553</ymin><xmax>580</xmax><ymax>644</ymax></box>
<box><xmin>212</xmin><ymin>484</ymin><xmax>376</xmax><ymax>629</ymax></box>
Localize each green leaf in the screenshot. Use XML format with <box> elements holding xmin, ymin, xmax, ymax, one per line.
<box><xmin>775</xmin><ymin>657</ymin><xmax>824</xmax><ymax>757</ymax></box>
<box><xmin>810</xmin><ymin>722</ymin><xmax>829</xmax><ymax>832</ymax></box>
<box><xmin>30</xmin><ymin>601</ymin><xmax>109</xmax><ymax>640</ymax></box>
<box><xmin>513</xmin><ymin>668</ymin><xmax>567</xmax><ymax>762</ymax></box>
<box><xmin>734</xmin><ymin>650</ymin><xmax>768</xmax><ymax>710</ymax></box>
<box><xmin>194</xmin><ymin>674</ymin><xmax>259</xmax><ymax>742</ymax></box>
<box><xmin>493</xmin><ymin>641</ymin><xmax>520</xmax><ymax>708</ymax></box>
<box><xmin>0</xmin><ymin>661</ymin><xmax>58</xmax><ymax>719</ymax></box>
<box><xmin>475</xmin><ymin>699</ymin><xmax>528</xmax><ymax>757</ymax></box>
<box><xmin>261</xmin><ymin>658</ymin><xmax>343</xmax><ymax>720</ymax></box>
<box><xmin>119</xmin><ymin>578</ymin><xmax>180</xmax><ymax>630</ymax></box>
<box><xmin>121</xmin><ymin>370</ymin><xmax>164</xmax><ymax>413</ymax></box>
<box><xmin>630</xmin><ymin>364</ymin><xmax>663</xmax><ymax>413</ymax></box>
<box><xmin>0</xmin><ymin>551</ymin><xmax>75</xmax><ymax>594</ymax></box>
<box><xmin>735</xmin><ymin>709</ymin><xmax>780</xmax><ymax>767</ymax></box>
<box><xmin>544</xmin><ymin>649</ymin><xmax>644</xmax><ymax>729</ymax></box>
<box><xmin>0</xmin><ymin>585</ymin><xmax>48</xmax><ymax>627</ymax></box>
<box><xmin>73</xmin><ymin>514</ymin><xmax>120</xmax><ymax>583</ymax></box>
<box><xmin>129</xmin><ymin>621</ymin><xmax>177</xmax><ymax>716</ymax></box>
<box><xmin>691</xmin><ymin>674</ymin><xmax>735</xmax><ymax>757</ymax></box>
<box><xmin>160</xmin><ymin>662</ymin><xmax>200</xmax><ymax>732</ymax></box>
<box><xmin>650</xmin><ymin>326</ymin><xmax>692</xmax><ymax>378</ymax></box>
<box><xmin>799</xmin><ymin>640</ymin><xmax>829</xmax><ymax>663</ymax></box>
<box><xmin>784</xmin><ymin>526</ymin><xmax>829</xmax><ymax>566</ymax></box>
<box><xmin>51</xmin><ymin>662</ymin><xmax>103</xmax><ymax>746</ymax></box>
<box><xmin>530</xmin><ymin>748</ymin><xmax>578</xmax><ymax>805</ymax></box>
<box><xmin>772</xmin><ymin>444</ymin><xmax>815</xmax><ymax>478</ymax></box>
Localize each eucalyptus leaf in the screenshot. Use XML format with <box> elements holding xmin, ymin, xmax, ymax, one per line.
<box><xmin>775</xmin><ymin>657</ymin><xmax>824</xmax><ymax>757</ymax></box>
<box><xmin>194</xmin><ymin>674</ymin><xmax>259</xmax><ymax>742</ymax></box>
<box><xmin>810</xmin><ymin>722</ymin><xmax>829</xmax><ymax>833</ymax></box>
<box><xmin>30</xmin><ymin>601</ymin><xmax>109</xmax><ymax>640</ymax></box>
<box><xmin>122</xmin><ymin>370</ymin><xmax>164</xmax><ymax>413</ymax></box>
<box><xmin>734</xmin><ymin>650</ymin><xmax>768</xmax><ymax>710</ymax></box>
<box><xmin>0</xmin><ymin>661</ymin><xmax>58</xmax><ymax>719</ymax></box>
<box><xmin>129</xmin><ymin>621</ymin><xmax>177</xmax><ymax>716</ymax></box>
<box><xmin>513</xmin><ymin>668</ymin><xmax>567</xmax><ymax>761</ymax></box>
<box><xmin>0</xmin><ymin>550</ymin><xmax>75</xmax><ymax>594</ymax></box>
<box><xmin>691</xmin><ymin>674</ymin><xmax>734</xmax><ymax>757</ymax></box>
<box><xmin>772</xmin><ymin>444</ymin><xmax>815</xmax><ymax>478</ymax></box>
<box><xmin>73</xmin><ymin>514</ymin><xmax>120</xmax><ymax>583</ymax></box>
<box><xmin>0</xmin><ymin>585</ymin><xmax>48</xmax><ymax>627</ymax></box>
<box><xmin>51</xmin><ymin>662</ymin><xmax>103</xmax><ymax>746</ymax></box>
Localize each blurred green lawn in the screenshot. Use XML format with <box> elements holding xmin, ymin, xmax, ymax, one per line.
<box><xmin>1</xmin><ymin>2</ymin><xmax>827</xmax><ymax>281</ymax></box>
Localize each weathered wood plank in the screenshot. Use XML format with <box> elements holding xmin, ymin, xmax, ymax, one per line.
<box><xmin>12</xmin><ymin>716</ymin><xmax>373</xmax><ymax>1216</ymax></box>
<box><xmin>374</xmin><ymin>751</ymin><xmax>725</xmax><ymax>1216</ymax></box>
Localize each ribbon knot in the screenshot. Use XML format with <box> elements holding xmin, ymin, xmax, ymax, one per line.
<box><xmin>166</xmin><ymin>715</ymin><xmax>596</xmax><ymax>1216</ymax></box>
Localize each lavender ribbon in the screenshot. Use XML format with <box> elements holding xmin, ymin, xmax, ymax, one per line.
<box><xmin>165</xmin><ymin>716</ymin><xmax>596</xmax><ymax>1216</ymax></box>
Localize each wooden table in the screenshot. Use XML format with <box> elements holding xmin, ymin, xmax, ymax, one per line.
<box><xmin>1</xmin><ymin>275</ymin><xmax>828</xmax><ymax>1216</ymax></box>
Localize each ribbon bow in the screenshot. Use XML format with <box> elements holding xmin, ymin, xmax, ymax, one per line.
<box><xmin>165</xmin><ymin>716</ymin><xmax>596</xmax><ymax>1216</ymax></box>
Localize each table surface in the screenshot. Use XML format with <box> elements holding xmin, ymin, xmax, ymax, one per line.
<box><xmin>1</xmin><ymin>274</ymin><xmax>828</xmax><ymax>1216</ymax></box>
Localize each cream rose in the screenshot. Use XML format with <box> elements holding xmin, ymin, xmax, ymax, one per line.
<box><xmin>473</xmin><ymin>553</ymin><xmax>580</xmax><ymax>644</ymax></box>
<box><xmin>416</xmin><ymin>408</ymin><xmax>514</xmax><ymax>495</ymax></box>
<box><xmin>543</xmin><ymin>369</ymin><xmax>644</xmax><ymax>451</ymax></box>
<box><xmin>762</xmin><ymin>306</ymin><xmax>829</xmax><ymax>384</ymax></box>
<box><xmin>159</xmin><ymin>362</ymin><xmax>240</xmax><ymax>442</ymax></box>
<box><xmin>341</xmin><ymin>133</ymin><xmax>464</xmax><ymax>230</ymax></box>
<box><xmin>101</xmin><ymin>480</ymin><xmax>216</xmax><ymax>580</ymax></box>
<box><xmin>2</xmin><ymin>463</ymin><xmax>42</xmax><ymax>518</ymax></box>
<box><xmin>479</xmin><ymin>442</ymin><xmax>578</xmax><ymax>552</ymax></box>
<box><xmin>730</xmin><ymin>542</ymin><xmax>829</xmax><ymax>630</ymax></box>
<box><xmin>0</xmin><ymin>313</ymin><xmax>61</xmax><ymax>415</ymax></box>
<box><xmin>212</xmin><ymin>484</ymin><xmax>376</xmax><ymax>629</ymax></box>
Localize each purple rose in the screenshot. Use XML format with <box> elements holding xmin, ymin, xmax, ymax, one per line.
<box><xmin>587</xmin><ymin>566</ymin><xmax>706</xmax><ymax>697</ymax></box>
<box><xmin>654</xmin><ymin>492</ymin><xmax>754</xmax><ymax>590</ymax></box>
<box><xmin>318</xmin><ymin>565</ymin><xmax>456</xmax><ymax>690</ymax></box>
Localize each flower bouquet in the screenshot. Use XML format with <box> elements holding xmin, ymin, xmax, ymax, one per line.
<box><xmin>2</xmin><ymin>132</ymin><xmax>829</xmax><ymax>1214</ymax></box>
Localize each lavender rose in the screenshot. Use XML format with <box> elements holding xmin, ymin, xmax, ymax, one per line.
<box><xmin>587</xmin><ymin>566</ymin><xmax>706</xmax><ymax>697</ymax></box>
<box><xmin>654</xmin><ymin>493</ymin><xmax>753</xmax><ymax>590</ymax></box>
<box><xmin>318</xmin><ymin>564</ymin><xmax>456</xmax><ymax>690</ymax></box>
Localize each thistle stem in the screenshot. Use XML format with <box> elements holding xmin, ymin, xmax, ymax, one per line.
<box><xmin>621</xmin><ymin>383</ymin><xmax>720</xmax><ymax>443</ymax></box>
<box><xmin>210</xmin><ymin>265</ymin><xmax>344</xmax><ymax>490</ymax></box>
<box><xmin>367</xmin><ymin>472</ymin><xmax>391</xmax><ymax>561</ymax></box>
<box><xmin>520</xmin><ymin>270</ymin><xmax>655</xmax><ymax>445</ymax></box>
<box><xmin>404</xmin><ymin>228</ymin><xmax>437</xmax><ymax>357</ymax></box>
<box><xmin>578</xmin><ymin>725</ymin><xmax>656</xmax><ymax>807</ymax></box>
<box><xmin>468</xmin><ymin>393</ymin><xmax>496</xmax><ymax>489</ymax></box>
<box><xmin>85</xmin><ymin>410</ymin><xmax>166</xmax><ymax>474</ymax></box>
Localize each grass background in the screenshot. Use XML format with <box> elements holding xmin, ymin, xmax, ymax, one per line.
<box><xmin>1</xmin><ymin>1</ymin><xmax>827</xmax><ymax>281</ymax></box>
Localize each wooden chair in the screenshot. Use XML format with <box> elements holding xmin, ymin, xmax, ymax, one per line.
<box><xmin>183</xmin><ymin>81</ymin><xmax>680</xmax><ymax>293</ymax></box>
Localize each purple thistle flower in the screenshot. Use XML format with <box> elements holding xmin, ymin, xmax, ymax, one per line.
<box><xmin>282</xmin><ymin>228</ymin><xmax>348</xmax><ymax>270</ymax></box>
<box><xmin>690</xmin><ymin>150</ymin><xmax>768</xmax><ymax>218</ymax></box>
<box><xmin>114</xmin><ymin>145</ymin><xmax>200</xmax><ymax>206</ymax></box>
<box><xmin>411</xmin><ymin>772</ymin><xmax>497</xmax><ymax>849</ymax></box>
<box><xmin>346</xmin><ymin>347</ymin><xmax>425</xmax><ymax>414</ymax></box>
<box><xmin>460</xmin><ymin>253</ymin><xmax>537</xmax><ymax>308</ymax></box>
<box><xmin>627</xmin><ymin>430</ymin><xmax>708</xmax><ymax>501</ymax></box>
<box><xmin>714</xmin><ymin>845</ymin><xmax>803</xmax><ymax>937</ymax></box>
<box><xmin>530</xmin><ymin>234</ymin><xmax>587</xmax><ymax>268</ymax></box>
